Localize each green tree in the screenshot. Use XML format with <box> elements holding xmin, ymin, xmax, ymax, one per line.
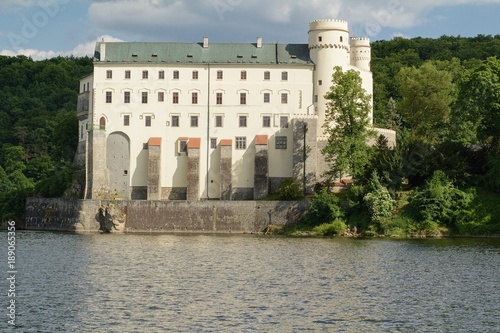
<box><xmin>322</xmin><ymin>66</ymin><xmax>375</xmax><ymax>181</ymax></box>
<box><xmin>396</xmin><ymin>61</ymin><xmax>455</xmax><ymax>143</ymax></box>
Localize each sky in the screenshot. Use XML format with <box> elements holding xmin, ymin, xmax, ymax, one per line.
<box><xmin>1</xmin><ymin>0</ymin><xmax>500</xmax><ymax>60</ymax></box>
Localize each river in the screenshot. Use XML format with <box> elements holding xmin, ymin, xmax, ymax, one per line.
<box><xmin>1</xmin><ymin>232</ymin><xmax>499</xmax><ymax>332</ymax></box>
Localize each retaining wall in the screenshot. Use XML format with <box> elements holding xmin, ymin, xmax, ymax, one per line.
<box><xmin>25</xmin><ymin>198</ymin><xmax>310</xmax><ymax>233</ymax></box>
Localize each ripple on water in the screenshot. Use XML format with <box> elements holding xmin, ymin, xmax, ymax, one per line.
<box><xmin>0</xmin><ymin>233</ymin><xmax>498</xmax><ymax>332</ymax></box>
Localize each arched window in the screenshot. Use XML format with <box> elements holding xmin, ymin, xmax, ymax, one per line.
<box><xmin>99</xmin><ymin>117</ymin><xmax>106</xmax><ymax>130</ymax></box>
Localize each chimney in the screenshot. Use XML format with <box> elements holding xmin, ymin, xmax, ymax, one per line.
<box><xmin>99</xmin><ymin>38</ymin><xmax>106</xmax><ymax>61</ymax></box>
<box><xmin>257</xmin><ymin>37</ymin><xmax>262</xmax><ymax>48</ymax></box>
<box><xmin>203</xmin><ymin>37</ymin><xmax>209</xmax><ymax>48</ymax></box>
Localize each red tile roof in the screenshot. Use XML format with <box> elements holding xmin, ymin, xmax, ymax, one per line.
<box><xmin>188</xmin><ymin>137</ymin><xmax>201</xmax><ymax>149</ymax></box>
<box><xmin>148</xmin><ymin>137</ymin><xmax>162</xmax><ymax>146</ymax></box>
<box><xmin>255</xmin><ymin>134</ymin><xmax>268</xmax><ymax>145</ymax></box>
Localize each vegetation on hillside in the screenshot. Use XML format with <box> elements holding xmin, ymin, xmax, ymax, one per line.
<box><xmin>0</xmin><ymin>55</ymin><xmax>93</xmax><ymax>222</ymax></box>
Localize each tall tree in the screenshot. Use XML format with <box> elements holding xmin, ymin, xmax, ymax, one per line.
<box><xmin>322</xmin><ymin>66</ymin><xmax>375</xmax><ymax>182</ymax></box>
<box><xmin>396</xmin><ymin>61</ymin><xmax>454</xmax><ymax>143</ymax></box>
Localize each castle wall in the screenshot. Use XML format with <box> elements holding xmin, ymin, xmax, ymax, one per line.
<box><xmin>25</xmin><ymin>198</ymin><xmax>309</xmax><ymax>233</ymax></box>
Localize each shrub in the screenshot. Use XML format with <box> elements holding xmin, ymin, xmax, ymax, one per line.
<box><xmin>409</xmin><ymin>170</ymin><xmax>475</xmax><ymax>230</ymax></box>
<box><xmin>276</xmin><ymin>178</ymin><xmax>303</xmax><ymax>200</ymax></box>
<box><xmin>363</xmin><ymin>171</ymin><xmax>396</xmax><ymax>223</ymax></box>
<box><xmin>313</xmin><ymin>219</ymin><xmax>347</xmax><ymax>236</ymax></box>
<box><xmin>304</xmin><ymin>190</ymin><xmax>344</xmax><ymax>226</ymax></box>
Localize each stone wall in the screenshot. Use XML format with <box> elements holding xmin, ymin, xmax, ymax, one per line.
<box><xmin>25</xmin><ymin>198</ymin><xmax>310</xmax><ymax>234</ymax></box>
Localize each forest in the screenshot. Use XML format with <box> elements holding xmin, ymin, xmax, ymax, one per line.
<box><xmin>0</xmin><ymin>34</ymin><xmax>499</xmax><ymax>235</ymax></box>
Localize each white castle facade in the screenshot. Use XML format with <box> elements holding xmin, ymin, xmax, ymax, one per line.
<box><xmin>77</xmin><ymin>19</ymin><xmax>388</xmax><ymax>201</ymax></box>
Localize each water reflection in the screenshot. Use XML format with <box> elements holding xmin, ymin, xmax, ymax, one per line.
<box><xmin>0</xmin><ymin>233</ymin><xmax>498</xmax><ymax>332</ymax></box>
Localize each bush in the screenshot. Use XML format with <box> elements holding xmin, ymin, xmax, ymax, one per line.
<box><xmin>304</xmin><ymin>190</ymin><xmax>344</xmax><ymax>226</ymax></box>
<box><xmin>276</xmin><ymin>178</ymin><xmax>303</xmax><ymax>200</ymax></box>
<box><xmin>313</xmin><ymin>219</ymin><xmax>347</xmax><ymax>236</ymax></box>
<box><xmin>409</xmin><ymin>170</ymin><xmax>475</xmax><ymax>231</ymax></box>
<box><xmin>363</xmin><ymin>171</ymin><xmax>396</xmax><ymax>223</ymax></box>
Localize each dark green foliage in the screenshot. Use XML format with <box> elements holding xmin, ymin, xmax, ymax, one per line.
<box><xmin>0</xmin><ymin>55</ymin><xmax>93</xmax><ymax>222</ymax></box>
<box><xmin>276</xmin><ymin>178</ymin><xmax>303</xmax><ymax>201</ymax></box>
<box><xmin>313</xmin><ymin>219</ymin><xmax>347</xmax><ymax>236</ymax></box>
<box><xmin>409</xmin><ymin>171</ymin><xmax>475</xmax><ymax>231</ymax></box>
<box><xmin>304</xmin><ymin>190</ymin><xmax>344</xmax><ymax>227</ymax></box>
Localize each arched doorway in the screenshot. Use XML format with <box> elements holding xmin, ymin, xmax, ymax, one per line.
<box><xmin>106</xmin><ymin>132</ymin><xmax>130</xmax><ymax>199</ymax></box>
<box><xmin>99</xmin><ymin>117</ymin><xmax>106</xmax><ymax>130</ymax></box>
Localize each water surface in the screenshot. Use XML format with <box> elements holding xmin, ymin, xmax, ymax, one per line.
<box><xmin>1</xmin><ymin>232</ymin><xmax>499</xmax><ymax>332</ymax></box>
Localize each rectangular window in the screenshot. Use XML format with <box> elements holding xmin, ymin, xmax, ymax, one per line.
<box><xmin>191</xmin><ymin>115</ymin><xmax>199</xmax><ymax>127</ymax></box>
<box><xmin>173</xmin><ymin>70</ymin><xmax>179</xmax><ymax>79</ymax></box>
<box><xmin>172</xmin><ymin>92</ymin><xmax>179</xmax><ymax>104</ymax></box>
<box><xmin>142</xmin><ymin>70</ymin><xmax>148</xmax><ymax>79</ymax></box>
<box><xmin>263</xmin><ymin>93</ymin><xmax>270</xmax><ymax>103</ymax></box>
<box><xmin>125</xmin><ymin>70</ymin><xmax>131</xmax><ymax>79</ymax></box>
<box><xmin>192</xmin><ymin>71</ymin><xmax>198</xmax><ymax>80</ymax></box>
<box><xmin>217</xmin><ymin>70</ymin><xmax>223</xmax><ymax>80</ymax></box>
<box><xmin>275</xmin><ymin>136</ymin><xmax>287</xmax><ymax>149</ymax></box>
<box><xmin>159</xmin><ymin>70</ymin><xmax>165</xmax><ymax>79</ymax></box>
<box><xmin>106</xmin><ymin>91</ymin><xmax>112</xmax><ymax>103</ymax></box>
<box><xmin>239</xmin><ymin>115</ymin><xmax>247</xmax><ymax>127</ymax></box>
<box><xmin>215</xmin><ymin>115</ymin><xmax>223</xmax><ymax>127</ymax></box>
<box><xmin>124</xmin><ymin>115</ymin><xmax>130</xmax><ymax>126</ymax></box>
<box><xmin>106</xmin><ymin>70</ymin><xmax>112</xmax><ymax>79</ymax></box>
<box><xmin>124</xmin><ymin>91</ymin><xmax>130</xmax><ymax>103</ymax></box>
<box><xmin>264</xmin><ymin>71</ymin><xmax>270</xmax><ymax>80</ymax></box>
<box><xmin>281</xmin><ymin>71</ymin><xmax>288</xmax><ymax>81</ymax></box>
<box><xmin>240</xmin><ymin>92</ymin><xmax>246</xmax><ymax>105</ymax></box>
<box><xmin>262</xmin><ymin>116</ymin><xmax>271</xmax><ymax>128</ymax></box>
<box><xmin>192</xmin><ymin>92</ymin><xmax>198</xmax><ymax>104</ymax></box>
<box><xmin>142</xmin><ymin>92</ymin><xmax>148</xmax><ymax>104</ymax></box>
<box><xmin>318</xmin><ymin>80</ymin><xmax>322</xmax><ymax>85</ymax></box>
<box><xmin>171</xmin><ymin>115</ymin><xmax>179</xmax><ymax>127</ymax></box>
<box><xmin>179</xmin><ymin>140</ymin><xmax>187</xmax><ymax>153</ymax></box>
<box><xmin>216</xmin><ymin>92</ymin><xmax>223</xmax><ymax>105</ymax></box>
<box><xmin>158</xmin><ymin>91</ymin><xmax>164</xmax><ymax>102</ymax></box>
<box><xmin>281</xmin><ymin>93</ymin><xmax>288</xmax><ymax>104</ymax></box>
<box><xmin>280</xmin><ymin>116</ymin><xmax>289</xmax><ymax>128</ymax></box>
<box><xmin>210</xmin><ymin>138</ymin><xmax>217</xmax><ymax>149</ymax></box>
<box><xmin>235</xmin><ymin>137</ymin><xmax>246</xmax><ymax>150</ymax></box>
<box><xmin>145</xmin><ymin>115</ymin><xmax>151</xmax><ymax>127</ymax></box>
<box><xmin>240</xmin><ymin>71</ymin><xmax>247</xmax><ymax>80</ymax></box>
<box><xmin>315</xmin><ymin>95</ymin><xmax>318</xmax><ymax>103</ymax></box>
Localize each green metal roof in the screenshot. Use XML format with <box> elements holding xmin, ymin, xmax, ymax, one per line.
<box><xmin>95</xmin><ymin>42</ymin><xmax>312</xmax><ymax>65</ymax></box>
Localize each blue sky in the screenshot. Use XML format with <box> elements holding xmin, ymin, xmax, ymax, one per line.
<box><xmin>1</xmin><ymin>0</ymin><xmax>500</xmax><ymax>60</ymax></box>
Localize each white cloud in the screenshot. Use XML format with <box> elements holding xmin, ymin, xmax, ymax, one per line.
<box><xmin>0</xmin><ymin>35</ymin><xmax>123</xmax><ymax>60</ymax></box>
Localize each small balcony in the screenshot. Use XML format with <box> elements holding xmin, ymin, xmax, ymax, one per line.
<box><xmin>77</xmin><ymin>92</ymin><xmax>90</xmax><ymax>120</ymax></box>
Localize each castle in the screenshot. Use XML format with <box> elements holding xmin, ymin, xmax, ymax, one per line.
<box><xmin>76</xmin><ymin>19</ymin><xmax>391</xmax><ymax>201</ymax></box>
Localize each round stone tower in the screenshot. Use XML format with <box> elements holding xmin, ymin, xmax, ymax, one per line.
<box><xmin>350</xmin><ymin>37</ymin><xmax>371</xmax><ymax>72</ymax></box>
<box><xmin>308</xmin><ymin>19</ymin><xmax>350</xmax><ymax>133</ymax></box>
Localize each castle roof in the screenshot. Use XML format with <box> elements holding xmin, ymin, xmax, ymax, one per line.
<box><xmin>94</xmin><ymin>42</ymin><xmax>312</xmax><ymax>66</ymax></box>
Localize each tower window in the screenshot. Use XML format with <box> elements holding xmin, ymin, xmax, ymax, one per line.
<box><xmin>318</xmin><ymin>36</ymin><xmax>322</xmax><ymax>42</ymax></box>
<box><xmin>106</xmin><ymin>70</ymin><xmax>112</xmax><ymax>79</ymax></box>
<box><xmin>142</xmin><ymin>70</ymin><xmax>148</xmax><ymax>79</ymax></box>
<box><xmin>106</xmin><ymin>91</ymin><xmax>112</xmax><ymax>103</ymax></box>
<box><xmin>216</xmin><ymin>92</ymin><xmax>223</xmax><ymax>105</ymax></box>
<box><xmin>173</xmin><ymin>70</ymin><xmax>179</xmax><ymax>79</ymax></box>
<box><xmin>340</xmin><ymin>36</ymin><xmax>343</xmax><ymax>42</ymax></box>
<box><xmin>125</xmin><ymin>70</ymin><xmax>131</xmax><ymax>79</ymax></box>
<box><xmin>192</xmin><ymin>92</ymin><xmax>198</xmax><ymax>104</ymax></box>
<box><xmin>159</xmin><ymin>70</ymin><xmax>165</xmax><ymax>79</ymax></box>
<box><xmin>124</xmin><ymin>91</ymin><xmax>130</xmax><ymax>103</ymax></box>
<box><xmin>240</xmin><ymin>92</ymin><xmax>247</xmax><ymax>105</ymax></box>
<box><xmin>217</xmin><ymin>70</ymin><xmax>223</xmax><ymax>80</ymax></box>
<box><xmin>192</xmin><ymin>71</ymin><xmax>198</xmax><ymax>80</ymax></box>
<box><xmin>241</xmin><ymin>71</ymin><xmax>247</xmax><ymax>80</ymax></box>
<box><xmin>142</xmin><ymin>92</ymin><xmax>148</xmax><ymax>104</ymax></box>
<box><xmin>264</xmin><ymin>71</ymin><xmax>270</xmax><ymax>80</ymax></box>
